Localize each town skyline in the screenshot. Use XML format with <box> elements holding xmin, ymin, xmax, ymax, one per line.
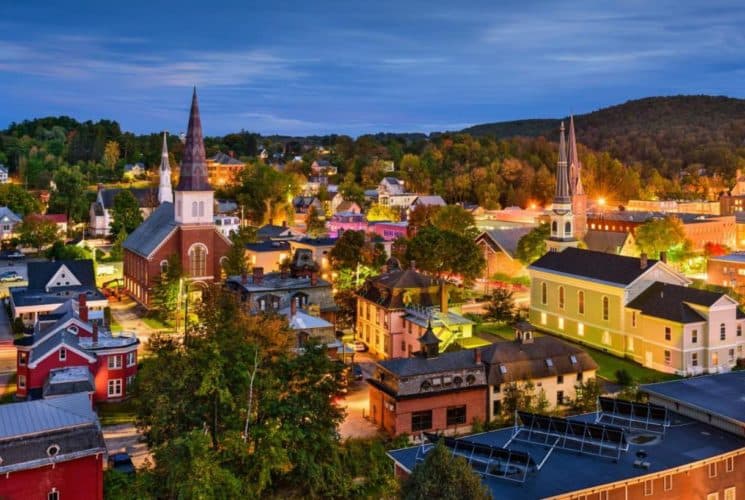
<box><xmin>2</xmin><ymin>0</ymin><xmax>745</xmax><ymax>135</ymax></box>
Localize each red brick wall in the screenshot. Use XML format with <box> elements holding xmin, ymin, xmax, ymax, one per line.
<box><xmin>707</xmin><ymin>259</ymin><xmax>745</xmax><ymax>293</ymax></box>
<box><xmin>0</xmin><ymin>453</ymin><xmax>103</xmax><ymax>500</ymax></box>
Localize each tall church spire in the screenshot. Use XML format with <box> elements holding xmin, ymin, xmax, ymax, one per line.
<box><xmin>554</xmin><ymin>122</ymin><xmax>570</xmax><ymax>205</ymax></box>
<box><xmin>176</xmin><ymin>88</ymin><xmax>211</xmax><ymax>192</ymax></box>
<box><xmin>158</xmin><ymin>132</ymin><xmax>173</xmax><ymax>204</ymax></box>
<box><xmin>567</xmin><ymin>115</ymin><xmax>584</xmax><ymax>196</ymax></box>
<box><xmin>546</xmin><ymin>122</ymin><xmax>578</xmax><ymax>253</ymax></box>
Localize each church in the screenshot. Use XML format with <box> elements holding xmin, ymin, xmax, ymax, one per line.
<box><xmin>123</xmin><ymin>89</ymin><xmax>232</xmax><ymax>308</ymax></box>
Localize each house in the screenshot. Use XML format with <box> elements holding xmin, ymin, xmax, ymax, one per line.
<box><xmin>10</xmin><ymin>260</ymin><xmax>107</xmax><ymax>326</ymax></box>
<box><xmin>475</xmin><ymin>227</ymin><xmax>533</xmax><ymax>281</ymax></box>
<box><xmin>89</xmin><ymin>186</ymin><xmax>159</xmax><ymax>237</ymax></box>
<box><xmin>257</xmin><ymin>223</ymin><xmax>296</xmax><ymax>241</ymax></box>
<box><xmin>245</xmin><ymin>240</ymin><xmax>292</xmax><ymax>272</ymax></box>
<box><xmin>292</xmin><ymin>196</ymin><xmax>323</xmax><ymax>215</ymax></box>
<box><xmin>369</xmin><ymin>221</ymin><xmax>409</xmax><ymax>241</ymax></box>
<box><xmin>355</xmin><ymin>264</ymin><xmax>478</xmax><ymax>359</ymax></box>
<box><xmin>289</xmin><ymin>237</ymin><xmax>338</xmax><ymax>276</ymax></box>
<box><xmin>123</xmin><ymin>162</ymin><xmax>146</xmax><ymax>179</ymax></box>
<box><xmin>214</xmin><ymin>215</ymin><xmax>240</xmax><ymax>238</ymax></box>
<box><xmin>310</xmin><ymin>159</ymin><xmax>338</xmax><ymax>176</ymax></box>
<box><xmin>122</xmin><ymin>90</ymin><xmax>232</xmax><ymax>308</ymax></box>
<box><xmin>708</xmin><ymin>253</ymin><xmax>745</xmax><ymax>293</ymax></box>
<box><xmin>0</xmin><ymin>206</ymin><xmax>22</xmax><ymax>240</ymax></box>
<box><xmin>583</xmin><ymin>228</ymin><xmax>637</xmax><ymax>256</ymax></box>
<box><xmin>0</xmin><ymin>393</ymin><xmax>106</xmax><ymax>500</ymax></box>
<box><xmin>529</xmin><ymin>248</ymin><xmax>745</xmax><ymax>375</ymax></box>
<box><xmin>15</xmin><ymin>295</ymin><xmax>139</xmax><ymax>402</ymax></box>
<box><xmin>410</xmin><ymin>195</ymin><xmax>446</xmax><ymax>210</ymax></box>
<box><xmin>35</xmin><ymin>213</ymin><xmax>68</xmax><ymax>235</ymax></box>
<box><xmin>225</xmin><ymin>256</ymin><xmax>337</xmax><ymax>324</ymax></box>
<box><xmin>334</xmin><ymin>200</ymin><xmax>362</xmax><ymax>215</ymax></box>
<box><xmin>282</xmin><ymin>301</ymin><xmax>338</xmax><ymax>351</ymax></box>
<box><xmin>378</xmin><ymin>177</ymin><xmax>406</xmax><ymax>197</ymax></box>
<box><xmin>0</xmin><ymin>164</ymin><xmax>8</xmax><ymax>183</ymax></box>
<box><xmin>328</xmin><ymin>212</ymin><xmax>367</xmax><ymax>237</ymax></box>
<box><xmin>388</xmin><ymin>375</ymin><xmax>745</xmax><ymax>499</ymax></box>
<box><xmin>206</xmin><ymin>151</ymin><xmax>245</xmax><ymax>187</ymax></box>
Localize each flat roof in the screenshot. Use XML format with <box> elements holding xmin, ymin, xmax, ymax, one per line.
<box><xmin>388</xmin><ymin>412</ymin><xmax>745</xmax><ymax>498</ymax></box>
<box><xmin>642</xmin><ymin>371</ymin><xmax>745</xmax><ymax>425</ymax></box>
<box><xmin>709</xmin><ymin>252</ymin><xmax>745</xmax><ymax>263</ymax></box>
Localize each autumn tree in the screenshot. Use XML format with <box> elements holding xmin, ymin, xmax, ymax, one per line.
<box><xmin>432</xmin><ymin>204</ymin><xmax>478</xmax><ymax>238</ymax></box>
<box><xmin>102</xmin><ymin>140</ymin><xmax>121</xmax><ymax>171</ymax></box>
<box><xmin>366</xmin><ymin>203</ymin><xmax>399</xmax><ymax>222</ymax></box>
<box><xmin>109</xmin><ymin>189</ymin><xmax>143</xmax><ymax>236</ymax></box>
<box><xmin>305</xmin><ymin>205</ymin><xmax>327</xmax><ymax>237</ymax></box>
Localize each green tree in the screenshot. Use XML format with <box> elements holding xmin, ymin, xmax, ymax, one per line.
<box><xmin>515</xmin><ymin>223</ymin><xmax>550</xmax><ymax>265</ymax></box>
<box><xmin>484</xmin><ymin>288</ymin><xmax>516</xmax><ymax>323</ymax></box>
<box><xmin>432</xmin><ymin>204</ymin><xmax>478</xmax><ymax>238</ymax></box>
<box><xmin>329</xmin><ymin>230</ymin><xmax>386</xmax><ymax>271</ymax></box>
<box><xmin>46</xmin><ymin>240</ymin><xmax>93</xmax><ymax>261</ymax></box>
<box><xmin>149</xmin><ymin>254</ymin><xmax>183</xmax><ymax>321</ymax></box>
<box><xmin>48</xmin><ymin>165</ymin><xmax>89</xmax><ymax>223</ymax></box>
<box><xmin>366</xmin><ymin>203</ymin><xmax>399</xmax><ymax>222</ymax></box>
<box><xmin>17</xmin><ymin>215</ymin><xmax>59</xmax><ymax>252</ymax></box>
<box><xmin>635</xmin><ymin>215</ymin><xmax>688</xmax><ymax>259</ymax></box>
<box><xmin>402</xmin><ymin>441</ymin><xmax>491</xmax><ymax>500</ymax></box>
<box><xmin>406</xmin><ymin>225</ymin><xmax>485</xmax><ymax>283</ymax></box>
<box><xmin>109</xmin><ymin>228</ymin><xmax>127</xmax><ymax>261</ymax></box>
<box><xmin>305</xmin><ymin>205</ymin><xmax>327</xmax><ymax>238</ymax></box>
<box><xmin>221</xmin><ymin>226</ymin><xmax>257</xmax><ymax>277</ymax></box>
<box><xmin>109</xmin><ymin>189</ymin><xmax>143</xmax><ymax>236</ymax></box>
<box><xmin>0</xmin><ymin>184</ymin><xmax>42</xmax><ymax>216</ymax></box>
<box><xmin>572</xmin><ymin>378</ymin><xmax>603</xmax><ymax>412</ymax></box>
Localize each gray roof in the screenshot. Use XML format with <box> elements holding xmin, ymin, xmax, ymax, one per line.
<box><xmin>588</xmin><ymin>210</ymin><xmax>725</xmax><ymax>224</ymax></box>
<box><xmin>43</xmin><ymin>367</ymin><xmax>95</xmax><ymax>398</ymax></box>
<box><xmin>123</xmin><ymin>202</ymin><xmax>177</xmax><ymax>257</ymax></box>
<box><xmin>0</xmin><ymin>206</ymin><xmax>21</xmax><ymax>223</ymax></box>
<box><xmin>211</xmin><ymin>152</ymin><xmax>243</xmax><ymax>165</ymax></box>
<box><xmin>476</xmin><ymin>227</ymin><xmax>533</xmax><ymax>258</ymax></box>
<box><xmin>626</xmin><ymin>282</ymin><xmax>727</xmax><ymax>323</ymax></box>
<box><xmin>379</xmin><ymin>348</ymin><xmax>482</xmax><ymax>377</ymax></box>
<box><xmin>583</xmin><ymin>229</ymin><xmax>631</xmax><ymax>254</ymax></box>
<box><xmin>413</xmin><ymin>195</ymin><xmax>446</xmax><ymax>206</ymax></box>
<box><xmin>642</xmin><ymin>371</ymin><xmax>745</xmax><ymax>425</ymax></box>
<box><xmin>709</xmin><ymin>252</ymin><xmax>745</xmax><ymax>263</ymax></box>
<box><xmin>27</xmin><ymin>260</ymin><xmax>96</xmax><ymax>291</ymax></box>
<box><xmin>226</xmin><ymin>273</ymin><xmax>331</xmax><ymax>293</ymax></box>
<box><xmin>11</xmin><ymin>286</ymin><xmax>105</xmax><ymax>309</ymax></box>
<box><xmin>99</xmin><ymin>187</ymin><xmax>158</xmax><ymax>209</ymax></box>
<box><xmin>0</xmin><ymin>393</ymin><xmax>96</xmax><ymax>439</ymax></box>
<box><xmin>257</xmin><ymin>224</ymin><xmax>293</xmax><ymax>240</ymax></box>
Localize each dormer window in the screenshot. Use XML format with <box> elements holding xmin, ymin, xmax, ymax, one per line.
<box><xmin>570</xmin><ymin>354</ymin><xmax>577</xmax><ymax>364</ymax></box>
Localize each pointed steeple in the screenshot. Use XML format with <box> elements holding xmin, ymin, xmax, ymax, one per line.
<box><xmin>158</xmin><ymin>132</ymin><xmax>173</xmax><ymax>204</ymax></box>
<box><xmin>176</xmin><ymin>88</ymin><xmax>211</xmax><ymax>192</ymax></box>
<box><xmin>567</xmin><ymin>115</ymin><xmax>584</xmax><ymax>196</ymax></box>
<box><xmin>554</xmin><ymin>122</ymin><xmax>570</xmax><ymax>205</ymax></box>
<box><xmin>418</xmin><ymin>320</ymin><xmax>441</xmax><ymax>358</ymax></box>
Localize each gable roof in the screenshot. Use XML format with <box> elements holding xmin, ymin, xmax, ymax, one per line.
<box><xmin>257</xmin><ymin>224</ymin><xmax>293</xmax><ymax>240</ymax></box>
<box><xmin>413</xmin><ymin>195</ymin><xmax>446</xmax><ymax>206</ymax></box>
<box><xmin>358</xmin><ymin>268</ymin><xmax>437</xmax><ymax>308</ymax></box>
<box><xmin>0</xmin><ymin>206</ymin><xmax>21</xmax><ymax>223</ymax></box>
<box><xmin>27</xmin><ymin>260</ymin><xmax>95</xmax><ymax>291</ymax></box>
<box><xmin>476</xmin><ymin>227</ymin><xmax>533</xmax><ymax>259</ymax></box>
<box><xmin>210</xmin><ymin>151</ymin><xmax>244</xmax><ymax>165</ymax></box>
<box><xmin>379</xmin><ymin>348</ymin><xmax>482</xmax><ymax>378</ymax></box>
<box><xmin>626</xmin><ymin>282</ymin><xmax>732</xmax><ymax>323</ymax></box>
<box><xmin>122</xmin><ymin>202</ymin><xmax>177</xmax><ymax>257</ymax></box>
<box><xmin>583</xmin><ymin>230</ymin><xmax>632</xmax><ymax>254</ymax></box>
<box><xmin>529</xmin><ymin>247</ymin><xmax>661</xmax><ymax>286</ymax></box>
<box><xmin>99</xmin><ymin>187</ymin><xmax>159</xmax><ymax>209</ymax></box>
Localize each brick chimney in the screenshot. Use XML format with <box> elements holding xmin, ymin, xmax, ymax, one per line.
<box><xmin>474</xmin><ymin>348</ymin><xmax>482</xmax><ymax>364</ymax></box>
<box><xmin>310</xmin><ymin>272</ymin><xmax>318</xmax><ymax>286</ymax></box>
<box><xmin>640</xmin><ymin>253</ymin><xmax>648</xmax><ymax>270</ymax></box>
<box><xmin>659</xmin><ymin>251</ymin><xmax>667</xmax><ymax>264</ymax></box>
<box><xmin>290</xmin><ymin>298</ymin><xmax>297</xmax><ymax>317</ymax></box>
<box><xmin>253</xmin><ymin>267</ymin><xmax>264</xmax><ymax>285</ymax></box>
<box><xmin>440</xmin><ymin>281</ymin><xmax>448</xmax><ymax>315</ymax></box>
<box><xmin>92</xmin><ymin>322</ymin><xmax>99</xmax><ymax>343</ymax></box>
<box><xmin>78</xmin><ymin>293</ymin><xmax>88</xmax><ymax>323</ymax></box>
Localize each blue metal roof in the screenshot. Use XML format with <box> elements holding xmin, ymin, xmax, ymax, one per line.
<box><xmin>0</xmin><ymin>393</ymin><xmax>96</xmax><ymax>439</ymax></box>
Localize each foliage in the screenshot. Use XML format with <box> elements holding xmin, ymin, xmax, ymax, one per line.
<box><xmin>230</xmin><ymin>161</ymin><xmax>303</xmax><ymax>225</ymax></box>
<box><xmin>405</xmin><ymin>225</ymin><xmax>485</xmax><ymax>283</ymax></box>
<box><xmin>109</xmin><ymin>189</ymin><xmax>143</xmax><ymax>236</ymax></box>
<box><xmin>0</xmin><ymin>184</ymin><xmax>42</xmax><ymax>216</ymax></box>
<box><xmin>329</xmin><ymin>230</ymin><xmax>386</xmax><ymax>271</ymax></box>
<box><xmin>515</xmin><ymin>223</ymin><xmax>550</xmax><ymax>265</ymax></box>
<box><xmin>483</xmin><ymin>288</ymin><xmax>516</xmax><ymax>323</ymax></box>
<box><xmin>16</xmin><ymin>215</ymin><xmax>59</xmax><ymax>252</ymax></box>
<box><xmin>572</xmin><ymin>378</ymin><xmax>603</xmax><ymax>412</ymax></box>
<box><xmin>46</xmin><ymin>241</ymin><xmax>92</xmax><ymax>261</ymax></box>
<box><xmin>500</xmin><ymin>381</ymin><xmax>537</xmax><ymax>421</ymax></box>
<box><xmin>635</xmin><ymin>216</ymin><xmax>687</xmax><ymax>259</ymax></box>
<box><xmin>366</xmin><ymin>203</ymin><xmax>399</xmax><ymax>222</ymax></box>
<box><xmin>48</xmin><ymin>165</ymin><xmax>90</xmax><ymax>222</ymax></box>
<box><xmin>305</xmin><ymin>205</ymin><xmax>327</xmax><ymax>238</ymax></box>
<box><xmin>401</xmin><ymin>441</ymin><xmax>492</xmax><ymax>500</ymax></box>
<box><xmin>704</xmin><ymin>241</ymin><xmax>729</xmax><ymax>257</ymax></box>
<box><xmin>149</xmin><ymin>254</ymin><xmax>183</xmax><ymax>322</ymax></box>
<box><xmin>406</xmin><ymin>204</ymin><xmax>440</xmax><ymax>234</ymax></box>
<box><xmin>615</xmin><ymin>368</ymin><xmax>633</xmax><ymax>386</ymax></box>
<box><xmin>431</xmin><ymin>204</ymin><xmax>478</xmax><ymax>238</ymax></box>
<box><xmin>222</xmin><ymin>226</ymin><xmax>257</xmax><ymax>277</ymax></box>
<box><xmin>108</xmin><ymin>228</ymin><xmax>127</xmax><ymax>261</ymax></box>
<box><xmin>102</xmin><ymin>140</ymin><xmax>121</xmax><ymax>171</ymax></box>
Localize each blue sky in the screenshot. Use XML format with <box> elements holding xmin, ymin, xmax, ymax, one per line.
<box><xmin>1</xmin><ymin>0</ymin><xmax>744</xmax><ymax>136</ymax></box>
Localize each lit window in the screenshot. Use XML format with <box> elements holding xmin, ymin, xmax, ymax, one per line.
<box><xmin>18</xmin><ymin>352</ymin><xmax>27</xmax><ymax>366</ymax></box>
<box><xmin>558</xmin><ymin>317</ymin><xmax>564</xmax><ymax>330</ymax></box>
<box><xmin>724</xmin><ymin>487</ymin><xmax>736</xmax><ymax>500</ymax></box>
<box><xmin>602</xmin><ymin>331</ymin><xmax>611</xmax><ymax>345</ymax></box>
<box><xmin>577</xmin><ymin>322</ymin><xmax>584</xmax><ymax>336</ymax></box>
<box><xmin>578</xmin><ymin>291</ymin><xmax>584</xmax><ymax>314</ymax></box>
<box><xmin>713</xmin><ymin>352</ymin><xmax>719</xmax><ymax>366</ymax></box>
<box><xmin>540</xmin><ymin>312</ymin><xmax>547</xmax><ymax>325</ymax></box>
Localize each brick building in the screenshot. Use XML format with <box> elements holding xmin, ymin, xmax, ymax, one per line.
<box><xmin>123</xmin><ymin>89</ymin><xmax>231</xmax><ymax>307</ymax></box>
<box><xmin>708</xmin><ymin>252</ymin><xmax>745</xmax><ymax>293</ymax></box>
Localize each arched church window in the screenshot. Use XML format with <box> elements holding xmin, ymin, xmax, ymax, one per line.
<box><xmin>565</xmin><ymin>221</ymin><xmax>571</xmax><ymax>234</ymax></box>
<box><xmin>199</xmin><ymin>201</ymin><xmax>205</xmax><ymax>217</ymax></box>
<box><xmin>192</xmin><ymin>201</ymin><xmax>198</xmax><ymax>217</ymax></box>
<box><xmin>552</xmin><ymin>221</ymin><xmax>558</xmax><ymax>234</ymax></box>
<box><xmin>188</xmin><ymin>244</ymin><xmax>207</xmax><ymax>277</ymax></box>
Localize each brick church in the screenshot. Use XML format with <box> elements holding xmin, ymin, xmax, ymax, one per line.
<box><xmin>123</xmin><ymin>89</ymin><xmax>231</xmax><ymax>307</ymax></box>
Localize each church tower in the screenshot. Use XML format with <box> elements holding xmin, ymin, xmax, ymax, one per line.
<box><xmin>547</xmin><ymin>122</ymin><xmax>578</xmax><ymax>253</ymax></box>
<box><xmin>174</xmin><ymin>88</ymin><xmax>214</xmax><ymax>225</ymax></box>
<box><xmin>567</xmin><ymin>115</ymin><xmax>587</xmax><ymax>238</ymax></box>
<box><xmin>158</xmin><ymin>132</ymin><xmax>173</xmax><ymax>204</ymax></box>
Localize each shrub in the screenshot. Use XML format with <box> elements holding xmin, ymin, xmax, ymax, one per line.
<box><xmin>615</xmin><ymin>369</ymin><xmax>633</xmax><ymax>387</ymax></box>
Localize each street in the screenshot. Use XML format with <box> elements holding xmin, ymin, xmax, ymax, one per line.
<box><xmin>338</xmin><ymin>351</ymin><xmax>381</xmax><ymax>439</ymax></box>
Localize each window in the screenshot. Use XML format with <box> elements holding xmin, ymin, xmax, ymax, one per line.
<box><xmin>48</xmin><ymin>490</ymin><xmax>59</xmax><ymax>500</ymax></box>
<box><xmin>545</xmin><ymin>358</ymin><xmax>554</xmax><ymax>368</ymax></box>
<box><xmin>192</xmin><ymin>201</ymin><xmax>198</xmax><ymax>217</ymax></box>
<box><xmin>713</xmin><ymin>352</ymin><xmax>719</xmax><ymax>366</ymax></box>
<box><xmin>602</xmin><ymin>330</ymin><xmax>611</xmax><ymax>345</ymax></box>
<box><xmin>189</xmin><ymin>244</ymin><xmax>207</xmax><ymax>278</ymax></box>
<box><xmin>692</xmin><ymin>329</ymin><xmax>698</xmax><ymax>344</ymax></box>
<box><xmin>565</xmin><ymin>221</ymin><xmax>571</xmax><ymax>234</ymax></box>
<box><xmin>541</xmin><ymin>282</ymin><xmax>547</xmax><ymax>305</ymax></box>
<box><xmin>411</xmin><ymin>410</ymin><xmax>432</xmax><ymax>431</ymax></box>
<box><xmin>59</xmin><ymin>347</ymin><xmax>67</xmax><ymax>361</ymax></box>
<box><xmin>446</xmin><ymin>406</ymin><xmax>467</xmax><ymax>426</ymax></box>
<box><xmin>602</xmin><ymin>296</ymin><xmax>609</xmax><ymax>321</ymax></box>
<box><xmin>558</xmin><ymin>286</ymin><xmax>565</xmax><ymax>309</ymax></box>
<box><xmin>551</xmin><ymin>221</ymin><xmax>558</xmax><ymax>234</ymax></box>
<box><xmin>663</xmin><ymin>474</ymin><xmax>672</xmax><ymax>491</ymax></box>
<box><xmin>108</xmin><ymin>379</ymin><xmax>123</xmax><ymax>397</ymax></box>
<box><xmin>540</xmin><ymin>312</ymin><xmax>547</xmax><ymax>325</ymax></box>
<box><xmin>726</xmin><ymin>456</ymin><xmax>734</xmax><ymax>472</ymax></box>
<box><xmin>631</xmin><ymin>311</ymin><xmax>636</xmax><ymax>327</ymax></box>
<box><xmin>126</xmin><ymin>351</ymin><xmax>136</xmax><ymax>367</ymax></box>
<box><xmin>738</xmin><ymin>325</ymin><xmax>742</xmax><ymax>337</ymax></box>
<box><xmin>664</xmin><ymin>350</ymin><xmax>671</xmax><ymax>366</ymax></box>
<box><xmin>729</xmin><ymin>349</ymin><xmax>735</xmax><ymax>363</ymax></box>
<box><xmin>108</xmin><ymin>355</ymin><xmax>123</xmax><ymax>369</ymax></box>
<box><xmin>557</xmin><ymin>375</ymin><xmax>564</xmax><ymax>384</ymax></box>
<box><xmin>558</xmin><ymin>317</ymin><xmax>564</xmax><ymax>330</ymax></box>
<box><xmin>493</xmin><ymin>384</ymin><xmax>500</xmax><ymax>394</ymax></box>
<box><xmin>576</xmin><ymin>371</ymin><xmax>583</xmax><ymax>382</ymax></box>
<box><xmin>556</xmin><ymin>390</ymin><xmax>564</xmax><ymax>405</ymax></box>
<box><xmin>198</xmin><ymin>201</ymin><xmax>205</xmax><ymax>217</ymax></box>
<box><xmin>400</xmin><ymin>340</ymin><xmax>405</xmax><ymax>353</ymax></box>
<box><xmin>708</xmin><ymin>462</ymin><xmax>717</xmax><ymax>478</ymax></box>
<box><xmin>126</xmin><ymin>375</ymin><xmax>135</xmax><ymax>388</ymax></box>
<box><xmin>18</xmin><ymin>352</ymin><xmax>27</xmax><ymax>366</ymax></box>
<box><xmin>665</xmin><ymin>327</ymin><xmax>671</xmax><ymax>341</ymax></box>
<box><xmin>720</xmin><ymin>323</ymin><xmax>726</xmax><ymax>341</ymax></box>
<box><xmin>644</xmin><ymin>479</ymin><xmax>653</xmax><ymax>496</ymax></box>
<box><xmin>160</xmin><ymin>260</ymin><xmax>169</xmax><ymax>274</ymax></box>
<box><xmin>707</xmin><ymin>494</ymin><xmax>719</xmax><ymax>500</ymax></box>
<box><xmin>692</xmin><ymin>352</ymin><xmax>699</xmax><ymax>367</ymax></box>
<box><xmin>578</xmin><ymin>291</ymin><xmax>585</xmax><ymax>314</ymax></box>
<box><xmin>724</xmin><ymin>488</ymin><xmax>736</xmax><ymax>500</ymax></box>
<box><xmin>577</xmin><ymin>322</ymin><xmax>584</xmax><ymax>336</ymax></box>
<box><xmin>17</xmin><ymin>374</ymin><xmax>26</xmax><ymax>389</ymax></box>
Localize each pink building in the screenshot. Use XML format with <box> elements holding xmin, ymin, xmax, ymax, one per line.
<box><xmin>369</xmin><ymin>221</ymin><xmax>409</xmax><ymax>241</ymax></box>
<box><xmin>328</xmin><ymin>211</ymin><xmax>368</xmax><ymax>237</ymax></box>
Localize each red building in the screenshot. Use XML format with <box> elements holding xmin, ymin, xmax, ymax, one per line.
<box><xmin>0</xmin><ymin>393</ymin><xmax>105</xmax><ymax>500</ymax></box>
<box><xmin>123</xmin><ymin>89</ymin><xmax>231</xmax><ymax>307</ymax></box>
<box><xmin>15</xmin><ymin>294</ymin><xmax>139</xmax><ymax>402</ymax></box>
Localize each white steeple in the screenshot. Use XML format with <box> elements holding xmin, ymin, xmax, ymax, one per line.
<box><xmin>158</xmin><ymin>132</ymin><xmax>173</xmax><ymax>204</ymax></box>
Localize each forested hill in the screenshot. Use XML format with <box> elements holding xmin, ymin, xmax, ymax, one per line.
<box><xmin>461</xmin><ymin>95</ymin><xmax>745</xmax><ymax>177</ymax></box>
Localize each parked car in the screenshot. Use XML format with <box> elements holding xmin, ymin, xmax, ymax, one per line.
<box><xmin>107</xmin><ymin>452</ymin><xmax>135</xmax><ymax>475</ymax></box>
<box><xmin>0</xmin><ymin>271</ymin><xmax>22</xmax><ymax>282</ymax></box>
<box><xmin>0</xmin><ymin>250</ymin><xmax>24</xmax><ymax>260</ymax></box>
<box><xmin>353</xmin><ymin>341</ymin><xmax>368</xmax><ymax>352</ymax></box>
<box><xmin>352</xmin><ymin>363</ymin><xmax>363</xmax><ymax>381</ymax></box>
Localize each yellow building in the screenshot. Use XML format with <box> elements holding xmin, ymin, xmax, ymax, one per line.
<box><xmin>529</xmin><ymin>248</ymin><xmax>745</xmax><ymax>375</ymax></box>
<box><xmin>206</xmin><ymin>152</ymin><xmax>244</xmax><ymax>188</ymax></box>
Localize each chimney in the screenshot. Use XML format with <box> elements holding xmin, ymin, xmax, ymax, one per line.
<box><xmin>310</xmin><ymin>272</ymin><xmax>318</xmax><ymax>286</ymax></box>
<box><xmin>241</xmin><ymin>270</ymin><xmax>248</xmax><ymax>284</ymax></box>
<box><xmin>659</xmin><ymin>251</ymin><xmax>667</xmax><ymax>264</ymax></box>
<box><xmin>410</xmin><ymin>260</ymin><xmax>416</xmax><ymax>271</ymax></box>
<box><xmin>280</xmin><ymin>267</ymin><xmax>289</xmax><ymax>279</ymax></box>
<box><xmin>253</xmin><ymin>267</ymin><xmax>264</xmax><ymax>284</ymax></box>
<box><xmin>92</xmin><ymin>322</ymin><xmax>99</xmax><ymax>343</ymax></box>
<box><xmin>440</xmin><ymin>281</ymin><xmax>448</xmax><ymax>315</ymax></box>
<box><xmin>640</xmin><ymin>253</ymin><xmax>648</xmax><ymax>270</ymax></box>
<box><xmin>78</xmin><ymin>293</ymin><xmax>88</xmax><ymax>322</ymax></box>
<box><xmin>291</xmin><ymin>298</ymin><xmax>297</xmax><ymax>317</ymax></box>
<box><xmin>474</xmin><ymin>348</ymin><xmax>482</xmax><ymax>364</ymax></box>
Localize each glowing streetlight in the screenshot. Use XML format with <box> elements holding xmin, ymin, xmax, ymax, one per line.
<box><xmin>598</xmin><ymin>197</ymin><xmax>606</xmax><ymax>207</ymax></box>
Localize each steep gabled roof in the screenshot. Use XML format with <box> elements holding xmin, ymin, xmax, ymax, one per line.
<box><xmin>477</xmin><ymin>227</ymin><xmax>533</xmax><ymax>259</ymax></box>
<box><xmin>122</xmin><ymin>202</ymin><xmax>177</xmax><ymax>257</ymax></box>
<box><xmin>99</xmin><ymin>187</ymin><xmax>159</xmax><ymax>209</ymax></box>
<box><xmin>211</xmin><ymin>152</ymin><xmax>244</xmax><ymax>165</ymax></box>
<box><xmin>627</xmin><ymin>282</ymin><xmax>731</xmax><ymax>323</ymax></box>
<box><xmin>27</xmin><ymin>260</ymin><xmax>95</xmax><ymax>291</ymax></box>
<box><xmin>582</xmin><ymin>230</ymin><xmax>632</xmax><ymax>255</ymax></box>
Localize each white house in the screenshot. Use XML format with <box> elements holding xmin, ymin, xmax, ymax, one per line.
<box><xmin>0</xmin><ymin>165</ymin><xmax>8</xmax><ymax>184</ymax></box>
<box><xmin>0</xmin><ymin>207</ymin><xmax>21</xmax><ymax>240</ymax></box>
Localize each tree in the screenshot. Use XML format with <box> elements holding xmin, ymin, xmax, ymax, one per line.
<box><xmin>635</xmin><ymin>216</ymin><xmax>688</xmax><ymax>259</ymax></box>
<box><xmin>48</xmin><ymin>166</ymin><xmax>89</xmax><ymax>222</ymax></box>
<box><xmin>500</xmin><ymin>381</ymin><xmax>536</xmax><ymax>420</ymax></box>
<box><xmin>329</xmin><ymin>230</ymin><xmax>385</xmax><ymax>271</ymax></box>
<box><xmin>109</xmin><ymin>228</ymin><xmax>127</xmax><ymax>261</ymax></box>
<box><xmin>102</xmin><ymin>140</ymin><xmax>121</xmax><ymax>171</ymax></box>
<box><xmin>46</xmin><ymin>240</ymin><xmax>93</xmax><ymax>261</ymax></box>
<box><xmin>0</xmin><ymin>184</ymin><xmax>42</xmax><ymax>216</ymax></box>
<box><xmin>432</xmin><ymin>204</ymin><xmax>478</xmax><ymax>238</ymax></box>
<box><xmin>484</xmin><ymin>288</ymin><xmax>516</xmax><ymax>323</ymax></box>
<box><xmin>221</xmin><ymin>226</ymin><xmax>257</xmax><ymax>277</ymax></box>
<box><xmin>149</xmin><ymin>254</ymin><xmax>183</xmax><ymax>321</ymax></box>
<box><xmin>402</xmin><ymin>441</ymin><xmax>491</xmax><ymax>500</ymax></box>
<box><xmin>405</xmin><ymin>225</ymin><xmax>485</xmax><ymax>283</ymax></box>
<box><xmin>515</xmin><ymin>223</ymin><xmax>550</xmax><ymax>265</ymax></box>
<box><xmin>17</xmin><ymin>215</ymin><xmax>59</xmax><ymax>252</ymax></box>
<box><xmin>305</xmin><ymin>205</ymin><xmax>327</xmax><ymax>238</ymax></box>
<box><xmin>572</xmin><ymin>378</ymin><xmax>603</xmax><ymax>412</ymax></box>
<box><xmin>109</xmin><ymin>189</ymin><xmax>143</xmax><ymax>236</ymax></box>
<box><xmin>366</xmin><ymin>203</ymin><xmax>399</xmax><ymax>222</ymax></box>
<box><xmin>406</xmin><ymin>204</ymin><xmax>440</xmax><ymax>234</ymax></box>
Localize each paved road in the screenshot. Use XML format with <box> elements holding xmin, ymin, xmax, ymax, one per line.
<box><xmin>102</xmin><ymin>424</ymin><xmax>151</xmax><ymax>468</ymax></box>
